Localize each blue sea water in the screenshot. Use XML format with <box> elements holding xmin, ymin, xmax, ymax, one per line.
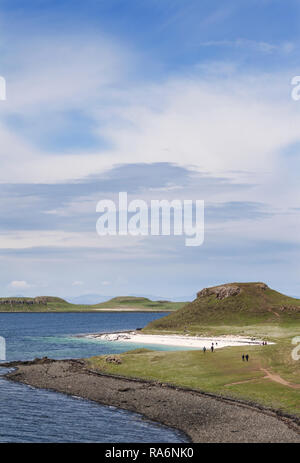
<box><xmin>0</xmin><ymin>312</ymin><xmax>187</xmax><ymax>443</ymax></box>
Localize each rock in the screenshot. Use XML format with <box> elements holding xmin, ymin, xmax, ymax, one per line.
<box><xmin>255</xmin><ymin>283</ymin><xmax>268</xmax><ymax>290</ymax></box>
<box><xmin>105</xmin><ymin>355</ymin><xmax>122</xmax><ymax>365</ymax></box>
<box><xmin>197</xmin><ymin>285</ymin><xmax>241</xmax><ymax>300</ymax></box>
<box><xmin>279</xmin><ymin>305</ymin><xmax>300</xmax><ymax>312</ymax></box>
<box><xmin>33</xmin><ymin>356</ymin><xmax>52</xmax><ymax>364</ymax></box>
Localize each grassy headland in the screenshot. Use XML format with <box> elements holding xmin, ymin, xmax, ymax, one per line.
<box><xmin>87</xmin><ymin>282</ymin><xmax>300</xmax><ymax>417</ymax></box>
<box><xmin>92</xmin><ymin>296</ymin><xmax>185</xmax><ymax>312</ymax></box>
<box><xmin>0</xmin><ymin>295</ymin><xmax>185</xmax><ymax>312</ymax></box>
<box><xmin>143</xmin><ymin>282</ymin><xmax>300</xmax><ymax>335</ymax></box>
<box><xmin>88</xmin><ymin>339</ymin><xmax>300</xmax><ymax>416</ymax></box>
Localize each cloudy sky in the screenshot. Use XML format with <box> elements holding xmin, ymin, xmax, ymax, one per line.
<box><xmin>0</xmin><ymin>0</ymin><xmax>300</xmax><ymax>301</ymax></box>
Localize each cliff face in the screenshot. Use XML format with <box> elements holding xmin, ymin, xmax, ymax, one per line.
<box><xmin>0</xmin><ymin>298</ymin><xmax>46</xmax><ymax>306</ymax></box>
<box><xmin>196</xmin><ymin>283</ymin><xmax>268</xmax><ymax>300</ymax></box>
<box><xmin>0</xmin><ymin>296</ymin><xmax>67</xmax><ymax>306</ymax></box>
<box><xmin>197</xmin><ymin>285</ymin><xmax>241</xmax><ymax>300</ymax></box>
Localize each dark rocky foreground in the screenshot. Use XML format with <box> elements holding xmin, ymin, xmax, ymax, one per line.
<box><xmin>4</xmin><ymin>358</ymin><xmax>300</xmax><ymax>443</ymax></box>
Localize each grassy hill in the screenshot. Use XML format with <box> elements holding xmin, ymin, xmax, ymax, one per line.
<box><xmin>0</xmin><ymin>295</ymin><xmax>185</xmax><ymax>312</ymax></box>
<box><xmin>144</xmin><ymin>282</ymin><xmax>300</xmax><ymax>335</ymax></box>
<box><xmin>0</xmin><ymin>296</ymin><xmax>85</xmax><ymax>312</ymax></box>
<box><xmin>89</xmin><ymin>282</ymin><xmax>300</xmax><ymax>418</ymax></box>
<box><xmin>93</xmin><ymin>296</ymin><xmax>185</xmax><ymax>311</ymax></box>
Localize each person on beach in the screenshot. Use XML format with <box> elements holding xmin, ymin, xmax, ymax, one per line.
<box><xmin>245</xmin><ymin>354</ymin><xmax>249</xmax><ymax>361</ymax></box>
<box><xmin>203</xmin><ymin>346</ymin><xmax>206</xmax><ymax>353</ymax></box>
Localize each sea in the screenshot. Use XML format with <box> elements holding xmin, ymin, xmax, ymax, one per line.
<box><xmin>0</xmin><ymin>312</ymin><xmax>187</xmax><ymax>443</ymax></box>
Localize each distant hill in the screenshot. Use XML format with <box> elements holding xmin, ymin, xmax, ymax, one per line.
<box><xmin>0</xmin><ymin>295</ymin><xmax>185</xmax><ymax>312</ymax></box>
<box><xmin>144</xmin><ymin>282</ymin><xmax>300</xmax><ymax>332</ymax></box>
<box><xmin>67</xmin><ymin>293</ymin><xmax>192</xmax><ymax>305</ymax></box>
<box><xmin>92</xmin><ymin>296</ymin><xmax>185</xmax><ymax>311</ymax></box>
<box><xmin>0</xmin><ymin>296</ymin><xmax>67</xmax><ymax>306</ymax></box>
<box><xmin>0</xmin><ymin>296</ymin><xmax>73</xmax><ymax>312</ymax></box>
<box><xmin>66</xmin><ymin>294</ymin><xmax>113</xmax><ymax>305</ymax></box>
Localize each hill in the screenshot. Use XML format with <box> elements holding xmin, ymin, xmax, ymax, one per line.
<box><xmin>144</xmin><ymin>282</ymin><xmax>300</xmax><ymax>333</ymax></box>
<box><xmin>0</xmin><ymin>296</ymin><xmax>76</xmax><ymax>312</ymax></box>
<box><xmin>92</xmin><ymin>296</ymin><xmax>185</xmax><ymax>311</ymax></box>
<box><xmin>0</xmin><ymin>295</ymin><xmax>185</xmax><ymax>312</ymax></box>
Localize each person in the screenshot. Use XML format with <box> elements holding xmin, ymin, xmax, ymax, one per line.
<box><xmin>211</xmin><ymin>344</ymin><xmax>214</xmax><ymax>352</ymax></box>
<box><xmin>203</xmin><ymin>346</ymin><xmax>206</xmax><ymax>353</ymax></box>
<box><xmin>242</xmin><ymin>354</ymin><xmax>245</xmax><ymax>361</ymax></box>
<box><xmin>245</xmin><ymin>354</ymin><xmax>249</xmax><ymax>362</ymax></box>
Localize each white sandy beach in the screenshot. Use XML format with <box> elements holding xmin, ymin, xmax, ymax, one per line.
<box><xmin>84</xmin><ymin>331</ymin><xmax>270</xmax><ymax>349</ymax></box>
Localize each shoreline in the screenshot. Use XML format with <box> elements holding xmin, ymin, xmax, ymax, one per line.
<box><xmin>82</xmin><ymin>331</ymin><xmax>270</xmax><ymax>349</ymax></box>
<box><xmin>3</xmin><ymin>358</ymin><xmax>300</xmax><ymax>443</ymax></box>
<box><xmin>0</xmin><ymin>309</ymin><xmax>172</xmax><ymax>314</ymax></box>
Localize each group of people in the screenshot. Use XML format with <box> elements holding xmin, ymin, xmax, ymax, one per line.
<box><xmin>203</xmin><ymin>342</ymin><xmax>217</xmax><ymax>353</ymax></box>
<box><xmin>202</xmin><ymin>343</ymin><xmax>251</xmax><ymax>363</ymax></box>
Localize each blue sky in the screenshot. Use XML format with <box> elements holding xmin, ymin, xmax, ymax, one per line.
<box><xmin>0</xmin><ymin>0</ymin><xmax>300</xmax><ymax>301</ymax></box>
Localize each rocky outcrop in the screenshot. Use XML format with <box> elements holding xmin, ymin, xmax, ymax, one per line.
<box><xmin>0</xmin><ymin>297</ymin><xmax>48</xmax><ymax>306</ymax></box>
<box><xmin>105</xmin><ymin>355</ymin><xmax>122</xmax><ymax>365</ymax></box>
<box><xmin>197</xmin><ymin>283</ymin><xmax>269</xmax><ymax>301</ymax></box>
<box><xmin>197</xmin><ymin>285</ymin><xmax>241</xmax><ymax>300</ymax></box>
<box><xmin>279</xmin><ymin>305</ymin><xmax>300</xmax><ymax>312</ymax></box>
<box><xmin>255</xmin><ymin>283</ymin><xmax>268</xmax><ymax>290</ymax></box>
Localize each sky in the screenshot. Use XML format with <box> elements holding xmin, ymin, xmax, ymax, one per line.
<box><xmin>0</xmin><ymin>0</ymin><xmax>300</xmax><ymax>301</ymax></box>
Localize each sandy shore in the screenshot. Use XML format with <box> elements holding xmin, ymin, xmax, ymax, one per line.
<box><xmin>4</xmin><ymin>358</ymin><xmax>299</xmax><ymax>443</ymax></box>
<box><xmin>84</xmin><ymin>331</ymin><xmax>270</xmax><ymax>349</ymax></box>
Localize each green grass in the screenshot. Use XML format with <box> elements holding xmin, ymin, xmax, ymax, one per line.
<box><xmin>86</xmin><ymin>284</ymin><xmax>300</xmax><ymax>415</ymax></box>
<box><xmin>93</xmin><ymin>296</ymin><xmax>185</xmax><ymax>311</ymax></box>
<box><xmin>87</xmin><ymin>326</ymin><xmax>300</xmax><ymax>416</ymax></box>
<box><xmin>0</xmin><ymin>296</ymin><xmax>185</xmax><ymax>312</ymax></box>
<box><xmin>144</xmin><ymin>282</ymin><xmax>300</xmax><ymax>334</ymax></box>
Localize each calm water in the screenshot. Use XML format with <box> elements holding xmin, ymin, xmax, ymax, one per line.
<box><xmin>0</xmin><ymin>312</ymin><xmax>187</xmax><ymax>443</ymax></box>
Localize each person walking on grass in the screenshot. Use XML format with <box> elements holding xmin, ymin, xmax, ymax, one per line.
<box><xmin>245</xmin><ymin>354</ymin><xmax>249</xmax><ymax>362</ymax></box>
<box><xmin>242</xmin><ymin>354</ymin><xmax>245</xmax><ymax>361</ymax></box>
<box><xmin>211</xmin><ymin>344</ymin><xmax>214</xmax><ymax>353</ymax></box>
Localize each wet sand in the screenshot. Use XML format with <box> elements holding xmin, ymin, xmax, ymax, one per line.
<box><xmin>4</xmin><ymin>358</ymin><xmax>300</xmax><ymax>443</ymax></box>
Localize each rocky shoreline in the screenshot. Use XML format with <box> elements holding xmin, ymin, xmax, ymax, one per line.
<box><xmin>3</xmin><ymin>358</ymin><xmax>300</xmax><ymax>443</ymax></box>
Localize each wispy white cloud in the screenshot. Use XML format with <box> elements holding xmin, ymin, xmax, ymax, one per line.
<box><xmin>199</xmin><ymin>38</ymin><xmax>295</xmax><ymax>54</ymax></box>
<box><xmin>9</xmin><ymin>280</ymin><xmax>32</xmax><ymax>289</ymax></box>
<box><xmin>2</xmin><ymin>66</ymin><xmax>300</xmax><ymax>185</ymax></box>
